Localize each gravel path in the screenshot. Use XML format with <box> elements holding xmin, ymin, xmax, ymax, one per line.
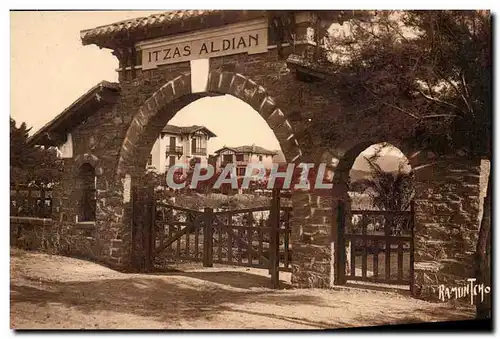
<box><xmin>10</xmin><ymin>248</ymin><xmax>474</xmax><ymax>329</ymax></box>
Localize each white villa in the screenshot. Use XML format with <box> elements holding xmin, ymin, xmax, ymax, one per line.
<box><xmin>148</xmin><ymin>124</ymin><xmax>217</xmax><ymax>173</ymax></box>
<box><xmin>213</xmin><ymin>144</ymin><xmax>277</xmax><ymax>177</ymax></box>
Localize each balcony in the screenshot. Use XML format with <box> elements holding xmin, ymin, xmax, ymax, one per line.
<box><xmin>165</xmin><ymin>145</ymin><xmax>183</xmax><ymax>154</ymax></box>
<box><xmin>191</xmin><ymin>147</ymin><xmax>207</xmax><ymax>156</ymax></box>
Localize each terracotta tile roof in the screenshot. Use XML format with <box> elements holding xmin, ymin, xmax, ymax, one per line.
<box><xmin>81</xmin><ymin>10</ymin><xmax>216</xmax><ymax>41</ymax></box>
<box><xmin>162</xmin><ymin>124</ymin><xmax>216</xmax><ymax>138</ymax></box>
<box><xmin>80</xmin><ymin>10</ymin><xmax>268</xmax><ymax>49</ymax></box>
<box><xmin>215</xmin><ymin>145</ymin><xmax>277</xmax><ymax>156</ymax></box>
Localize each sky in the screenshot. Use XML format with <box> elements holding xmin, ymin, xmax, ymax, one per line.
<box><xmin>10</xmin><ymin>10</ymin><xmax>406</xmax><ymax>171</ymax></box>
<box><xmin>10</xmin><ymin>11</ymin><xmax>281</xmax><ymax>155</ymax></box>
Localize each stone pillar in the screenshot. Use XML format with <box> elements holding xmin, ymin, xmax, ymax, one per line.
<box><xmin>290</xmin><ymin>189</ymin><xmax>333</xmax><ymax>288</ymax></box>
<box><xmin>289</xmin><ymin>152</ymin><xmax>339</xmax><ymax>288</ymax></box>
<box><xmin>412</xmin><ymin>155</ymin><xmax>482</xmax><ymax>298</ymax></box>
<box><xmin>94</xmin><ymin>176</ymin><xmax>131</xmax><ymax>268</ymax></box>
<box><xmin>330</xmin><ymin>170</ymin><xmax>350</xmax><ymax>286</ymax></box>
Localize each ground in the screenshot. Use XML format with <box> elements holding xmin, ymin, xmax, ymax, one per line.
<box><xmin>10</xmin><ymin>248</ymin><xmax>474</xmax><ymax>329</ymax></box>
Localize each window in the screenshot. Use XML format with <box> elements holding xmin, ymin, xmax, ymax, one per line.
<box><xmin>235</xmin><ymin>154</ymin><xmax>244</xmax><ymax>162</ymax></box>
<box><xmin>191</xmin><ymin>136</ymin><xmax>207</xmax><ymax>155</ymax></box>
<box><xmin>169</xmin><ymin>137</ymin><xmax>176</xmax><ymax>152</ymax></box>
<box><xmin>191</xmin><ymin>138</ymin><xmax>197</xmax><ymax>154</ymax></box>
<box><xmin>237</xmin><ymin>167</ymin><xmax>246</xmax><ymax>176</ymax></box>
<box><xmin>169</xmin><ymin>156</ymin><xmax>176</xmax><ymax>167</ymax></box>
<box><xmin>79</xmin><ymin>163</ymin><xmax>96</xmax><ymax>222</ymax></box>
<box><xmin>223</xmin><ymin>154</ymin><xmax>233</xmax><ymax>163</ymax></box>
<box><xmin>259</xmin><ymin>155</ymin><xmax>263</xmax><ymax>161</ymax></box>
<box><xmin>147</xmin><ymin>154</ymin><xmax>152</xmax><ymax>166</ymax></box>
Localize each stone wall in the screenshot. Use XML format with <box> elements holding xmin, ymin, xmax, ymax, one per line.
<box><xmin>478</xmin><ymin>159</ymin><xmax>491</xmax><ymax>224</ymax></box>
<box><xmin>10</xmin><ymin>216</ymin><xmax>99</xmax><ymax>260</ymax></box>
<box><xmin>42</xmin><ymin>15</ymin><xmax>485</xmax><ymax>294</ymax></box>
<box><xmin>412</xmin><ymin>155</ymin><xmax>482</xmax><ymax>299</ymax></box>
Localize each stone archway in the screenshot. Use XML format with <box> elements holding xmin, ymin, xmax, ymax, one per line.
<box><xmin>116</xmin><ymin>70</ymin><xmax>303</xmax><ymax>179</ymax></box>
<box><xmin>328</xmin><ymin>139</ymin><xmax>416</xmax><ymax>285</ymax></box>
<box><xmin>113</xmin><ymin>70</ymin><xmax>328</xmax><ymax>285</ymax></box>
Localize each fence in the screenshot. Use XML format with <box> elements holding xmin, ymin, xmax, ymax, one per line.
<box><xmin>10</xmin><ymin>186</ymin><xmax>53</xmax><ymax>218</ymax></box>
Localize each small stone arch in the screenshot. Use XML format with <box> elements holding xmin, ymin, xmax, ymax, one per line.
<box><xmin>115</xmin><ymin>70</ymin><xmax>303</xmax><ymax>179</ymax></box>
<box><xmin>74</xmin><ymin>153</ymin><xmax>105</xmax><ymax>177</ymax></box>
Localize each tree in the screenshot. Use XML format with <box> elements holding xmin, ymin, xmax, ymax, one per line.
<box><xmin>357</xmin><ymin>157</ymin><xmax>414</xmax><ymax>212</ymax></box>
<box><xmin>318</xmin><ymin>10</ymin><xmax>491</xmax><ymax>317</ymax></box>
<box><xmin>10</xmin><ymin>118</ymin><xmax>63</xmax><ymax>188</ymax></box>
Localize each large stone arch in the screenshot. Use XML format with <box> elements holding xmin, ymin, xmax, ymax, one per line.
<box><xmin>112</xmin><ymin>70</ymin><xmax>337</xmax><ymax>288</ymax></box>
<box><xmin>115</xmin><ymin>70</ymin><xmax>303</xmax><ymax>179</ymax></box>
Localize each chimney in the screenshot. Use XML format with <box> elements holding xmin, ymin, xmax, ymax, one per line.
<box><xmin>252</xmin><ymin>143</ymin><xmax>256</xmax><ymax>152</ymax></box>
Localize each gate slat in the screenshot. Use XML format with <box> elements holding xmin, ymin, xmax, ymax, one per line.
<box><xmin>247</xmin><ymin>212</ymin><xmax>253</xmax><ymax>265</ymax></box>
<box><xmin>362</xmin><ymin>217</ymin><xmax>368</xmax><ymax>279</ymax></box>
<box><xmin>410</xmin><ymin>201</ymin><xmax>415</xmax><ymax>295</ymax></box>
<box><xmin>373</xmin><ymin>240</ymin><xmax>379</xmax><ymax>278</ymax></box>
<box><xmin>185</xmin><ymin>221</ymin><xmax>190</xmax><ymax>257</ymax></box>
<box><xmin>217</xmin><ymin>220</ymin><xmax>222</xmax><ymax>261</ymax></box>
<box><xmin>176</xmin><ymin>225</ymin><xmax>181</xmax><ymax>258</ymax></box>
<box><xmin>169</xmin><ymin>224</ymin><xmax>173</xmax><ymax>252</ymax></box>
<box><xmin>194</xmin><ymin>222</ymin><xmax>199</xmax><ymax>259</ymax></box>
<box><xmin>159</xmin><ymin>217</ymin><xmax>165</xmax><ymax>250</ymax></box>
<box><xmin>227</xmin><ymin>213</ymin><xmax>233</xmax><ymax>262</ymax></box>
<box><xmin>258</xmin><ymin>222</ymin><xmax>264</xmax><ymax>265</ymax></box>
<box><xmin>350</xmin><ymin>239</ymin><xmax>355</xmax><ymax>277</ymax></box>
<box><xmin>385</xmin><ymin>215</ymin><xmax>392</xmax><ymax>281</ymax></box>
<box><xmin>397</xmin><ymin>241</ymin><xmax>404</xmax><ymax>281</ymax></box>
<box><xmin>237</xmin><ymin>225</ymin><xmax>243</xmax><ymax>265</ymax></box>
<box><xmin>283</xmin><ymin>209</ymin><xmax>290</xmax><ymax>269</ymax></box>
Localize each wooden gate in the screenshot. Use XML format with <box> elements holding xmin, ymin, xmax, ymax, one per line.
<box><xmin>337</xmin><ymin>200</ymin><xmax>415</xmax><ymax>292</ymax></box>
<box><xmin>131</xmin><ymin>184</ymin><xmax>156</xmax><ymax>272</ymax></box>
<box><xmin>140</xmin><ymin>188</ymin><xmax>292</xmax><ymax>288</ymax></box>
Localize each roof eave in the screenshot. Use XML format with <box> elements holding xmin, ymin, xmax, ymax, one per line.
<box><xmin>80</xmin><ymin>10</ymin><xmax>268</xmax><ymax>50</ymax></box>
<box><xmin>28</xmin><ymin>81</ymin><xmax>120</xmax><ymax>147</ymax></box>
<box><xmin>192</xmin><ymin>126</ymin><xmax>217</xmax><ymax>138</ymax></box>
<box><xmin>286</xmin><ymin>54</ymin><xmax>338</xmax><ymax>82</ymax></box>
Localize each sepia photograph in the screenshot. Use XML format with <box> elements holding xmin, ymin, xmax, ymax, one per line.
<box><xmin>9</xmin><ymin>8</ymin><xmax>492</xmax><ymax>331</ymax></box>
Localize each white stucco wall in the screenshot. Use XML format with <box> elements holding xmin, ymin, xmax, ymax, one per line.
<box><xmin>149</xmin><ymin>132</ymin><xmax>210</xmax><ymax>174</ymax></box>
<box><xmin>215</xmin><ymin>149</ymin><xmax>275</xmax><ymax>175</ymax></box>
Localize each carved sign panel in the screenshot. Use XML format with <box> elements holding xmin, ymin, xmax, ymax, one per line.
<box><xmin>137</xmin><ymin>19</ymin><xmax>269</xmax><ymax>70</ymax></box>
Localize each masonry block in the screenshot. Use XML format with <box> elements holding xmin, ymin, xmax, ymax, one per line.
<box><xmin>247</xmin><ymin>85</ymin><xmax>267</xmax><ymax>112</ymax></box>
<box><xmin>266</xmin><ymin>109</ymin><xmax>287</xmax><ymax>130</ymax></box>
<box><xmin>46</xmin><ymin>28</ymin><xmax>473</xmax><ymax>293</ymax></box>
<box><xmin>207</xmin><ymin>70</ymin><xmax>221</xmax><ymax>93</ymax></box>
<box><xmin>218</xmin><ymin>72</ymin><xmax>234</xmax><ymax>93</ymax></box>
<box><xmin>228</xmin><ymin>73</ymin><xmax>247</xmax><ymax>99</ymax></box>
